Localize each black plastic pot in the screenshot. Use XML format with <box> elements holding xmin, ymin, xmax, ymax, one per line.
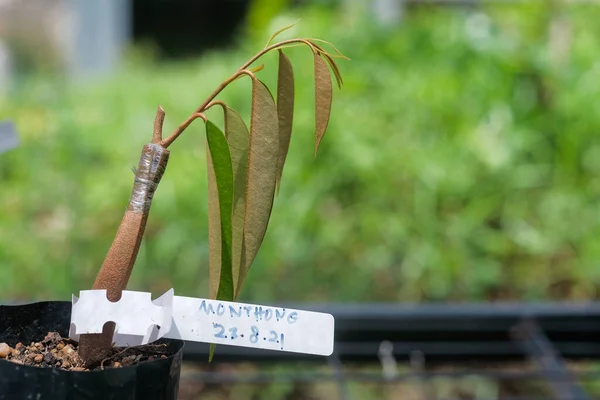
<box><xmin>0</xmin><ymin>301</ymin><xmax>184</xmax><ymax>400</ymax></box>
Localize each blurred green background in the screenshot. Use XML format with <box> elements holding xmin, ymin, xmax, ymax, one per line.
<box><xmin>2</xmin><ymin>1</ymin><xmax>600</xmax><ymax>303</ymax></box>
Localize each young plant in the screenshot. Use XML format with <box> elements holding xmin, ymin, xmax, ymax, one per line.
<box><xmin>77</xmin><ymin>24</ymin><xmax>347</xmax><ymax>365</ymax></box>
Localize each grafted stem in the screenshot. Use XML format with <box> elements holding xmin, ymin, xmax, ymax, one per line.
<box><xmin>78</xmin><ymin>143</ymin><xmax>170</xmax><ymax>365</ymax></box>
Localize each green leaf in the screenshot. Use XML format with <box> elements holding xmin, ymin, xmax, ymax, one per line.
<box><xmin>206</xmin><ymin>120</ymin><xmax>235</xmax><ymax>302</ymax></box>
<box><xmin>237</xmin><ymin>79</ymin><xmax>279</xmax><ymax>296</ymax></box>
<box><xmin>223</xmin><ymin>107</ymin><xmax>250</xmax><ymax>299</ymax></box>
<box><xmin>314</xmin><ymin>53</ymin><xmax>333</xmax><ymax>156</ymax></box>
<box><xmin>206</xmin><ymin>120</ymin><xmax>235</xmax><ymax>363</ymax></box>
<box><xmin>275</xmin><ymin>50</ymin><xmax>295</xmax><ymax>195</ymax></box>
<box><xmin>209</xmin><ymin>343</ymin><xmax>216</xmax><ymax>363</ymax></box>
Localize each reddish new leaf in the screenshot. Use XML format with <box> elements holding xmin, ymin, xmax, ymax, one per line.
<box><xmin>223</xmin><ymin>107</ymin><xmax>250</xmax><ymax>299</ymax></box>
<box><xmin>322</xmin><ymin>53</ymin><xmax>343</xmax><ymax>89</ymax></box>
<box><xmin>314</xmin><ymin>53</ymin><xmax>333</xmax><ymax>156</ymax></box>
<box><xmin>275</xmin><ymin>50</ymin><xmax>295</xmax><ymax>194</ymax></box>
<box><xmin>237</xmin><ymin>79</ymin><xmax>279</xmax><ymax>295</ymax></box>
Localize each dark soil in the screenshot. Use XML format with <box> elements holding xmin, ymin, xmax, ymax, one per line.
<box><xmin>0</xmin><ymin>331</ymin><xmax>170</xmax><ymax>371</ymax></box>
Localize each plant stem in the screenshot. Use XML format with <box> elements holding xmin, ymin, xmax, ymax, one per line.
<box><xmin>79</xmin><ymin>109</ymin><xmax>171</xmax><ymax>365</ymax></box>
<box><xmin>152</xmin><ymin>106</ymin><xmax>166</xmax><ymax>144</ymax></box>
<box><xmin>160</xmin><ymin>38</ymin><xmax>316</xmax><ymax>148</ymax></box>
<box><xmin>79</xmin><ymin>143</ymin><xmax>170</xmax><ymax>365</ymax></box>
<box><xmin>240</xmin><ymin>38</ymin><xmax>317</xmax><ymax>71</ymax></box>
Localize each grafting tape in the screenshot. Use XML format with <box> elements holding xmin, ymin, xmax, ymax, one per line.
<box><xmin>129</xmin><ymin>143</ymin><xmax>169</xmax><ymax>214</ymax></box>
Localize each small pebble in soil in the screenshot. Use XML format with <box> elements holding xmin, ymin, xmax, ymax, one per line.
<box><xmin>0</xmin><ymin>332</ymin><xmax>171</xmax><ymax>372</ymax></box>
<box><xmin>0</xmin><ymin>343</ymin><xmax>10</xmax><ymax>358</ymax></box>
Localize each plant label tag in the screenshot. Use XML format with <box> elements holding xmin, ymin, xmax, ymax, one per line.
<box><xmin>69</xmin><ymin>289</ymin><xmax>335</xmax><ymax>357</ymax></box>
<box><xmin>0</xmin><ymin>120</ymin><xmax>18</xmax><ymax>154</ymax></box>
<box><xmin>167</xmin><ymin>295</ymin><xmax>334</xmax><ymax>356</ymax></box>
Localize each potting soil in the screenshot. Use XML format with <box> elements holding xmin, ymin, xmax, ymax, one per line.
<box><xmin>0</xmin><ymin>331</ymin><xmax>170</xmax><ymax>371</ymax></box>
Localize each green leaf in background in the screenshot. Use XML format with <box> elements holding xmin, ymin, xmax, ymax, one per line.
<box><xmin>275</xmin><ymin>50</ymin><xmax>295</xmax><ymax>195</ymax></box>
<box><xmin>223</xmin><ymin>107</ymin><xmax>250</xmax><ymax>299</ymax></box>
<box><xmin>205</xmin><ymin>120</ymin><xmax>234</xmax><ymax>361</ymax></box>
<box><xmin>237</xmin><ymin>79</ymin><xmax>279</xmax><ymax>296</ymax></box>
<box><xmin>245</xmin><ymin>0</ymin><xmax>289</xmax><ymax>42</ymax></box>
<box><xmin>313</xmin><ymin>53</ymin><xmax>333</xmax><ymax>156</ymax></box>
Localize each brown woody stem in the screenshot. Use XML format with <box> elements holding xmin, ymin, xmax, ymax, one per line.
<box><xmin>160</xmin><ymin>70</ymin><xmax>255</xmax><ymax>148</ymax></box>
<box><xmin>160</xmin><ymin>38</ymin><xmax>316</xmax><ymax>148</ymax></box>
<box><xmin>78</xmin><ymin>143</ymin><xmax>170</xmax><ymax>365</ymax></box>
<box><xmin>152</xmin><ymin>106</ymin><xmax>166</xmax><ymax>144</ymax></box>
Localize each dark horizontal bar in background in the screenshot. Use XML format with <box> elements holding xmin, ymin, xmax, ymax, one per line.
<box><xmin>185</xmin><ymin>302</ymin><xmax>600</xmax><ymax>363</ymax></box>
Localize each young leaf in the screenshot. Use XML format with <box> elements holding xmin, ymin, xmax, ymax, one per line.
<box><xmin>265</xmin><ymin>18</ymin><xmax>301</xmax><ymax>48</ymax></box>
<box><xmin>237</xmin><ymin>79</ymin><xmax>279</xmax><ymax>295</ymax></box>
<box><xmin>314</xmin><ymin>53</ymin><xmax>333</xmax><ymax>156</ymax></box>
<box><xmin>322</xmin><ymin>53</ymin><xmax>343</xmax><ymax>89</ymax></box>
<box><xmin>308</xmin><ymin>38</ymin><xmax>350</xmax><ymax>60</ymax></box>
<box><xmin>275</xmin><ymin>50</ymin><xmax>295</xmax><ymax>194</ymax></box>
<box><xmin>206</xmin><ymin>120</ymin><xmax>235</xmax><ymax>302</ymax></box>
<box><xmin>223</xmin><ymin>107</ymin><xmax>250</xmax><ymax>299</ymax></box>
<box><xmin>249</xmin><ymin>64</ymin><xmax>265</xmax><ymax>74</ymax></box>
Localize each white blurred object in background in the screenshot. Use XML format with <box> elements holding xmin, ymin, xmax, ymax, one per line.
<box><xmin>67</xmin><ymin>0</ymin><xmax>131</xmax><ymax>79</ymax></box>
<box><xmin>0</xmin><ymin>40</ymin><xmax>10</xmax><ymax>96</ymax></box>
<box><xmin>0</xmin><ymin>0</ymin><xmax>131</xmax><ymax>81</ymax></box>
<box><xmin>373</xmin><ymin>0</ymin><xmax>403</xmax><ymax>25</ymax></box>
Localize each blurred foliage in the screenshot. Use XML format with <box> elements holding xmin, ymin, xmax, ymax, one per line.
<box><xmin>177</xmin><ymin>361</ymin><xmax>534</xmax><ymax>400</ymax></box>
<box><xmin>2</xmin><ymin>2</ymin><xmax>600</xmax><ymax>303</ymax></box>
<box><xmin>246</xmin><ymin>0</ymin><xmax>291</xmax><ymax>43</ymax></box>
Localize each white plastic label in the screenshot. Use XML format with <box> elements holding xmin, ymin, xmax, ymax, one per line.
<box><xmin>69</xmin><ymin>289</ymin><xmax>335</xmax><ymax>357</ymax></box>
<box><xmin>169</xmin><ymin>296</ymin><xmax>334</xmax><ymax>356</ymax></box>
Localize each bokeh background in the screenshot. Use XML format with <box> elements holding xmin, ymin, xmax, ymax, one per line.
<box><xmin>2</xmin><ymin>0</ymin><xmax>600</xmax><ymax>305</ymax></box>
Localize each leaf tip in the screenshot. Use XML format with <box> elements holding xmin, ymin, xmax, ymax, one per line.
<box><xmin>209</xmin><ymin>342</ymin><xmax>219</xmax><ymax>363</ymax></box>
<box><xmin>314</xmin><ymin>139</ymin><xmax>322</xmax><ymax>157</ymax></box>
